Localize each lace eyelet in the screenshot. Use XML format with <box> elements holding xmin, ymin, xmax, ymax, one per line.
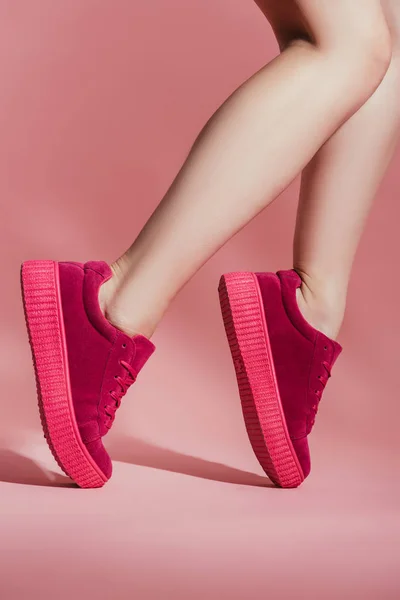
<box><xmin>122</xmin><ymin>343</ymin><xmax>126</xmax><ymax>348</ymax></box>
<box><xmin>114</xmin><ymin>375</ymin><xmax>118</xmax><ymax>379</ymax></box>
<box><xmin>324</xmin><ymin>346</ymin><xmax>328</xmax><ymax>350</ymax></box>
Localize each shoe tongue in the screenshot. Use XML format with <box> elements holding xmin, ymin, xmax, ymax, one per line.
<box><xmin>277</xmin><ymin>269</ymin><xmax>301</xmax><ymax>289</ymax></box>
<box><xmin>276</xmin><ymin>269</ymin><xmax>316</xmax><ymax>343</ymax></box>
<box><xmin>131</xmin><ymin>334</ymin><xmax>156</xmax><ymax>372</ymax></box>
<box><xmin>330</xmin><ymin>341</ymin><xmax>343</xmax><ymax>365</ymax></box>
<box><xmin>82</xmin><ymin>261</ymin><xmax>118</xmax><ymax>342</ymax></box>
<box><xmin>85</xmin><ymin>260</ymin><xmax>113</xmax><ymax>282</ymax></box>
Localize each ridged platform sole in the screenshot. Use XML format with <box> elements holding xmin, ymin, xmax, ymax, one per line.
<box><xmin>21</xmin><ymin>260</ymin><xmax>108</xmax><ymax>488</ymax></box>
<box><xmin>218</xmin><ymin>272</ymin><xmax>304</xmax><ymax>488</ymax></box>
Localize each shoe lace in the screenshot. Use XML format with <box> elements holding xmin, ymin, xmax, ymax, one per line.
<box><xmin>310</xmin><ymin>357</ymin><xmax>331</xmax><ymax>426</ymax></box>
<box><xmin>104</xmin><ymin>360</ymin><xmax>137</xmax><ymax>428</ymax></box>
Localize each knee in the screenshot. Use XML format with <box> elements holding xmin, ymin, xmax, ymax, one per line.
<box><xmin>323</xmin><ymin>16</ymin><xmax>392</xmax><ymax>98</ymax></box>
<box><xmin>356</xmin><ymin>23</ymin><xmax>392</xmax><ymax>84</ymax></box>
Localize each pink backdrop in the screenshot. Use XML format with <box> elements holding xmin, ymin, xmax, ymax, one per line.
<box><xmin>0</xmin><ymin>1</ymin><xmax>399</xmax><ymax>599</ymax></box>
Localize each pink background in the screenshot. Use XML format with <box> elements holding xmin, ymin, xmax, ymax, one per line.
<box><xmin>0</xmin><ymin>1</ymin><xmax>399</xmax><ymax>598</ymax></box>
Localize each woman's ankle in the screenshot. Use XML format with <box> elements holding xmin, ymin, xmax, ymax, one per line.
<box><xmin>98</xmin><ymin>258</ymin><xmax>157</xmax><ymax>339</ymax></box>
<box><xmin>98</xmin><ymin>259</ymin><xmax>124</xmax><ymax>319</ymax></box>
<box><xmin>294</xmin><ymin>268</ymin><xmax>347</xmax><ymax>340</ymax></box>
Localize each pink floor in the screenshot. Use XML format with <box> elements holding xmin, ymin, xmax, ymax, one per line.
<box><xmin>1</xmin><ymin>446</ymin><xmax>399</xmax><ymax>600</ymax></box>
<box><xmin>1</xmin><ymin>2</ymin><xmax>400</xmax><ymax>599</ymax></box>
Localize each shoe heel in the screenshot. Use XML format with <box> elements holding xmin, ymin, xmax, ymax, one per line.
<box><xmin>21</xmin><ymin>260</ymin><xmax>107</xmax><ymax>488</ymax></box>
<box><xmin>218</xmin><ymin>272</ymin><xmax>304</xmax><ymax>488</ymax></box>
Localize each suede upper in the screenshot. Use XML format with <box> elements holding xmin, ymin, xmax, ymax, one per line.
<box><xmin>58</xmin><ymin>260</ymin><xmax>155</xmax><ymax>478</ymax></box>
<box><xmin>256</xmin><ymin>269</ymin><xmax>342</xmax><ymax>477</ymax></box>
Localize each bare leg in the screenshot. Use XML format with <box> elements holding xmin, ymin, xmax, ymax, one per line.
<box><xmin>100</xmin><ymin>0</ymin><xmax>391</xmax><ymax>338</ymax></box>
<box><xmin>294</xmin><ymin>0</ymin><xmax>400</xmax><ymax>339</ymax></box>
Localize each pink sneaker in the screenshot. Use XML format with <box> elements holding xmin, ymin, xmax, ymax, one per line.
<box><xmin>219</xmin><ymin>270</ymin><xmax>342</xmax><ymax>488</ymax></box>
<box><xmin>21</xmin><ymin>260</ymin><xmax>155</xmax><ymax>488</ymax></box>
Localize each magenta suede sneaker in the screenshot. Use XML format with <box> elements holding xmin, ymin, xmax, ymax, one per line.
<box><xmin>218</xmin><ymin>270</ymin><xmax>342</xmax><ymax>488</ymax></box>
<box><xmin>21</xmin><ymin>260</ymin><xmax>155</xmax><ymax>488</ymax></box>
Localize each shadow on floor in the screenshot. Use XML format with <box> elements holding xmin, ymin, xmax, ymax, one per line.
<box><xmin>109</xmin><ymin>437</ymin><xmax>273</xmax><ymax>488</ymax></box>
<box><xmin>0</xmin><ymin>449</ymin><xmax>75</xmax><ymax>487</ymax></box>
<box><xmin>0</xmin><ymin>441</ymin><xmax>274</xmax><ymax>489</ymax></box>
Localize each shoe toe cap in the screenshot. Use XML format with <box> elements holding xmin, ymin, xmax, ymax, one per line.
<box><xmin>291</xmin><ymin>436</ymin><xmax>311</xmax><ymax>479</ymax></box>
<box><xmin>85</xmin><ymin>438</ymin><xmax>113</xmax><ymax>480</ymax></box>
